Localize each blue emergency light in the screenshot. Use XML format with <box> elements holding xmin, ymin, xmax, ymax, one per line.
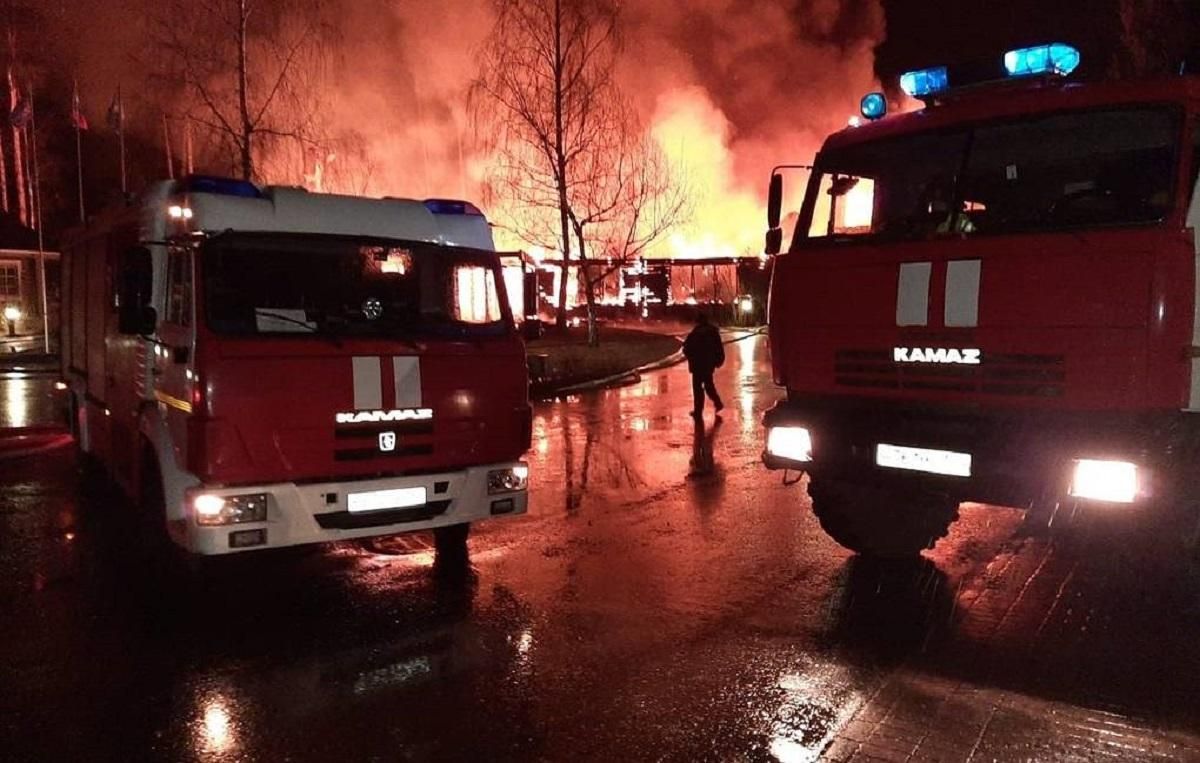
<box><xmin>177</xmin><ymin>175</ymin><xmax>262</xmax><ymax>198</ymax></box>
<box><xmin>899</xmin><ymin>66</ymin><xmax>949</xmax><ymax>99</ymax></box>
<box><xmin>424</xmin><ymin>199</ymin><xmax>484</xmax><ymax>216</ymax></box>
<box><xmin>860</xmin><ymin>92</ymin><xmax>887</xmax><ymax>121</ymax></box>
<box><xmin>1004</xmin><ymin>43</ymin><xmax>1081</xmax><ymax>78</ymax></box>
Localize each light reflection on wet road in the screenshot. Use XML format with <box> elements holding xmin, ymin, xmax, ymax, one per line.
<box><xmin>2</xmin><ymin>336</ymin><xmax>1200</xmax><ymax>761</ymax></box>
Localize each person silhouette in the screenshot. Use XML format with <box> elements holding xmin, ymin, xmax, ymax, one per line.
<box><xmin>682</xmin><ymin>312</ymin><xmax>725</xmax><ymax>419</ymax></box>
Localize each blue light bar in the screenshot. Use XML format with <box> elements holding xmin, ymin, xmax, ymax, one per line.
<box><xmin>860</xmin><ymin>92</ymin><xmax>887</xmax><ymax>120</ymax></box>
<box><xmin>177</xmin><ymin>175</ymin><xmax>262</xmax><ymax>198</ymax></box>
<box><xmin>899</xmin><ymin>67</ymin><xmax>949</xmax><ymax>99</ymax></box>
<box><xmin>424</xmin><ymin>199</ymin><xmax>484</xmax><ymax>216</ymax></box>
<box><xmin>1004</xmin><ymin>43</ymin><xmax>1080</xmax><ymax>78</ymax></box>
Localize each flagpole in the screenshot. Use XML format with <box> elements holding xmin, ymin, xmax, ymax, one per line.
<box><xmin>29</xmin><ymin>85</ymin><xmax>47</xmax><ymax>353</ymax></box>
<box><xmin>163</xmin><ymin>113</ymin><xmax>175</xmax><ymax>179</ymax></box>
<box><xmin>117</xmin><ymin>84</ymin><xmax>126</xmax><ymax>195</ymax></box>
<box><xmin>72</xmin><ymin>79</ymin><xmax>85</xmax><ymax>224</ymax></box>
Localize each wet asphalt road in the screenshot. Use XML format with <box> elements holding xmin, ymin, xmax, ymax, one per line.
<box><xmin>3</xmin><ymin>336</ymin><xmax>1200</xmax><ymax>761</ymax></box>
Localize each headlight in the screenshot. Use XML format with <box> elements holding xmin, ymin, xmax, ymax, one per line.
<box><xmin>766</xmin><ymin>426</ymin><xmax>813</xmax><ymax>463</ymax></box>
<box><xmin>1069</xmin><ymin>460</ymin><xmax>1138</xmax><ymax>504</ymax></box>
<box><xmin>192</xmin><ymin>492</ymin><xmax>269</xmax><ymax>526</ymax></box>
<box><xmin>488</xmin><ymin>465</ymin><xmax>529</xmax><ymax>494</ymax></box>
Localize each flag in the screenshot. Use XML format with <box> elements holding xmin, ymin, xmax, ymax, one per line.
<box><xmin>9</xmin><ymin>95</ymin><xmax>30</xmax><ymax>129</ymax></box>
<box><xmin>106</xmin><ymin>87</ymin><xmax>123</xmax><ymax>133</ymax></box>
<box><xmin>70</xmin><ymin>81</ymin><xmax>88</xmax><ymax>131</ymax></box>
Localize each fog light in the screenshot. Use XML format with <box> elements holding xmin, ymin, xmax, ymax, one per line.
<box><xmin>1070</xmin><ymin>460</ymin><xmax>1138</xmax><ymax>504</ymax></box>
<box><xmin>488</xmin><ymin>465</ymin><xmax>530</xmax><ymax>495</ymax></box>
<box><xmin>192</xmin><ymin>492</ymin><xmax>269</xmax><ymax>525</ymax></box>
<box><xmin>766</xmin><ymin>426</ymin><xmax>813</xmax><ymax>463</ymax></box>
<box><xmin>229</xmin><ymin>529</ymin><xmax>267</xmax><ymax>548</ymax></box>
<box><xmin>491</xmin><ymin>498</ymin><xmax>516</xmax><ymax>515</ymax></box>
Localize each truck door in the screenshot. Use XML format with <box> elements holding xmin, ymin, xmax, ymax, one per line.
<box><xmin>153</xmin><ymin>245</ymin><xmax>196</xmax><ymax>472</ymax></box>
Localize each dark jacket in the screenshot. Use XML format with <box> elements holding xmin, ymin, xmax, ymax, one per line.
<box><xmin>683</xmin><ymin>322</ymin><xmax>724</xmax><ymax>374</ymax></box>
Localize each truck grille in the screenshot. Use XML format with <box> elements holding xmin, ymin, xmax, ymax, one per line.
<box><xmin>333</xmin><ymin>418</ymin><xmax>435</xmax><ymax>462</ymax></box>
<box><xmin>834</xmin><ymin>350</ymin><xmax>1065</xmax><ymax>398</ymax></box>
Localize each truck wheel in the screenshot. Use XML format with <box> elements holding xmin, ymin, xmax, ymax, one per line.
<box><xmin>807</xmin><ymin>477</ymin><xmax>960</xmax><ymax>558</ymax></box>
<box><xmin>433</xmin><ymin>523</ymin><xmax>471</xmax><ymax>565</ymax></box>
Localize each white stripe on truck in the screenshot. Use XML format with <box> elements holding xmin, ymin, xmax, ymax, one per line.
<box><xmin>352</xmin><ymin>356</ymin><xmax>383</xmax><ymax>411</ymax></box>
<box><xmin>896</xmin><ymin>262</ymin><xmax>932</xmax><ymax>327</ymax></box>
<box><xmin>944</xmin><ymin>259</ymin><xmax>981</xmax><ymax>328</ymax></box>
<box><xmin>393</xmin><ymin>356</ymin><xmax>423</xmax><ymax>408</ymax></box>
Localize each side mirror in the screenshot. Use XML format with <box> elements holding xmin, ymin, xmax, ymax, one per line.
<box><xmin>118</xmin><ymin>246</ymin><xmax>156</xmax><ymax>335</ymax></box>
<box><xmin>765</xmin><ymin>174</ymin><xmax>783</xmax><ymax>255</ymax></box>
<box><xmin>767</xmin><ymin>173</ymin><xmax>783</xmax><ymax>229</ymax></box>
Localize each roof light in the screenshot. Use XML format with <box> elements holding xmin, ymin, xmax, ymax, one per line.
<box><xmin>177</xmin><ymin>174</ymin><xmax>262</xmax><ymax>198</ymax></box>
<box><xmin>424</xmin><ymin>199</ymin><xmax>484</xmax><ymax>216</ymax></box>
<box><xmin>1004</xmin><ymin>43</ymin><xmax>1080</xmax><ymax>78</ymax></box>
<box><xmin>860</xmin><ymin>92</ymin><xmax>887</xmax><ymax>121</ymax></box>
<box><xmin>899</xmin><ymin>66</ymin><xmax>949</xmax><ymax>99</ymax></box>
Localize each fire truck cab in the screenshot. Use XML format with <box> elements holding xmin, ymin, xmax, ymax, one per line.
<box><xmin>763</xmin><ymin>45</ymin><xmax>1200</xmax><ymax>557</ymax></box>
<box><xmin>63</xmin><ymin>176</ymin><xmax>531</xmax><ymax>558</ymax></box>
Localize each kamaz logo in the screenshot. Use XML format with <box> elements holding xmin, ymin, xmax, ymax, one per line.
<box><xmin>893</xmin><ymin>347</ymin><xmax>982</xmax><ymax>365</ymax></box>
<box><xmin>335</xmin><ymin>408</ymin><xmax>434</xmax><ymax>424</ymax></box>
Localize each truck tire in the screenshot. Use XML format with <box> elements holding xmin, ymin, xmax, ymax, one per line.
<box><xmin>807</xmin><ymin>477</ymin><xmax>960</xmax><ymax>558</ymax></box>
<box><xmin>433</xmin><ymin>523</ymin><xmax>471</xmax><ymax>564</ymax></box>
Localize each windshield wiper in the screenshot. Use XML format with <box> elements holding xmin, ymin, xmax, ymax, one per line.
<box><xmin>254</xmin><ymin>309</ymin><xmax>343</xmax><ymax>347</ymax></box>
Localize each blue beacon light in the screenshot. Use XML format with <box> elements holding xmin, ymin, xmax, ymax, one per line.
<box><xmin>899</xmin><ymin>67</ymin><xmax>950</xmax><ymax>99</ymax></box>
<box><xmin>860</xmin><ymin>92</ymin><xmax>887</xmax><ymax>121</ymax></box>
<box><xmin>1004</xmin><ymin>43</ymin><xmax>1081</xmax><ymax>78</ymax></box>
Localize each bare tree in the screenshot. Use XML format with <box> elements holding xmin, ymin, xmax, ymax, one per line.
<box><xmin>151</xmin><ymin>0</ymin><xmax>333</xmax><ymax>181</ymax></box>
<box><xmin>1113</xmin><ymin>0</ymin><xmax>1193</xmax><ymax>77</ymax></box>
<box><xmin>568</xmin><ymin>106</ymin><xmax>688</xmax><ymax>345</ymax></box>
<box><xmin>473</xmin><ymin>0</ymin><xmax>619</xmax><ymax>331</ymax></box>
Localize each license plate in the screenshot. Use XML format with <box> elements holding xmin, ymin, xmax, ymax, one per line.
<box><xmin>875</xmin><ymin>444</ymin><xmax>972</xmax><ymax>477</ymax></box>
<box><xmin>347</xmin><ymin>487</ymin><xmax>428</xmax><ymax>513</ymax></box>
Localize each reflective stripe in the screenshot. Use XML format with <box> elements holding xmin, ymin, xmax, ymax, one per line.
<box><xmin>944</xmin><ymin>259</ymin><xmax>981</xmax><ymax>327</ymax></box>
<box><xmin>896</xmin><ymin>262</ymin><xmax>931</xmax><ymax>327</ymax></box>
<box><xmin>352</xmin><ymin>356</ymin><xmax>383</xmax><ymax>411</ymax></box>
<box><xmin>392</xmin><ymin>356</ymin><xmax>422</xmax><ymax>408</ymax></box>
<box><xmin>154</xmin><ymin>389</ymin><xmax>193</xmax><ymax>414</ymax></box>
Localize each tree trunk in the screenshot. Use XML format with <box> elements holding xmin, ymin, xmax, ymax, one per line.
<box><xmin>236</xmin><ymin>0</ymin><xmax>254</xmax><ymax>181</ymax></box>
<box><xmin>552</xmin><ymin>0</ymin><xmax>572</xmax><ymax>332</ymax></box>
<box><xmin>574</xmin><ymin>222</ymin><xmax>599</xmax><ymax>347</ymax></box>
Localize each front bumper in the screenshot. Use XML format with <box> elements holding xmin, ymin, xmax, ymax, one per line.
<box><xmin>178</xmin><ymin>462</ymin><xmax>529</xmax><ymax>555</ymax></box>
<box><xmin>762</xmin><ymin>397</ymin><xmax>1191</xmax><ymax>507</ymax></box>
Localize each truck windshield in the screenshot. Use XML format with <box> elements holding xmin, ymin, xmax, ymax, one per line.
<box><xmin>200</xmin><ymin>234</ymin><xmax>510</xmax><ymax>339</ymax></box>
<box><xmin>797</xmin><ymin>106</ymin><xmax>1180</xmax><ymax>245</ymax></box>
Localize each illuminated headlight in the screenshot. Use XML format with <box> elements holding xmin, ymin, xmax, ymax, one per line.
<box><xmin>488</xmin><ymin>464</ymin><xmax>529</xmax><ymax>494</ymax></box>
<box><xmin>766</xmin><ymin>426</ymin><xmax>813</xmax><ymax>463</ymax></box>
<box><xmin>1069</xmin><ymin>460</ymin><xmax>1138</xmax><ymax>504</ymax></box>
<box><xmin>192</xmin><ymin>492</ymin><xmax>269</xmax><ymax>526</ymax></box>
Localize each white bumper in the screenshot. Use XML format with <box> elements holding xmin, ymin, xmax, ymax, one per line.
<box><xmin>179</xmin><ymin>462</ymin><xmax>528</xmax><ymax>555</ymax></box>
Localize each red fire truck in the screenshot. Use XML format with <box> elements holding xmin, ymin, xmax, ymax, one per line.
<box><xmin>62</xmin><ymin>176</ymin><xmax>531</xmax><ymax>559</ymax></box>
<box><xmin>763</xmin><ymin>44</ymin><xmax>1200</xmax><ymax>557</ymax></box>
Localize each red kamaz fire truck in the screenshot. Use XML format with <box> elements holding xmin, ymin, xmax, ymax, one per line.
<box><xmin>763</xmin><ymin>44</ymin><xmax>1200</xmax><ymax>557</ymax></box>
<box><xmin>62</xmin><ymin>176</ymin><xmax>531</xmax><ymax>558</ymax></box>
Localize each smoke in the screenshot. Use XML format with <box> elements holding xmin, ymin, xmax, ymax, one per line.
<box><xmin>52</xmin><ymin>0</ymin><xmax>885</xmax><ymax>256</ymax></box>
<box><xmin>326</xmin><ymin>0</ymin><xmax>886</xmax><ymax>256</ymax></box>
